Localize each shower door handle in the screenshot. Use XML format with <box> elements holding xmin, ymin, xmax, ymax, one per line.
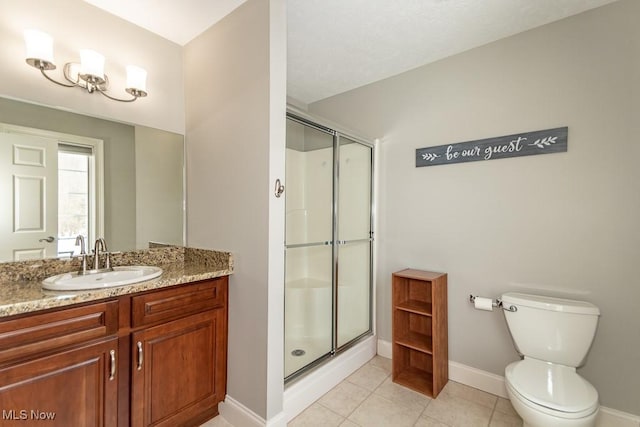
<box><xmin>337</xmin><ymin>238</ymin><xmax>373</xmax><ymax>245</ymax></box>
<box><xmin>274</xmin><ymin>179</ymin><xmax>285</xmax><ymax>198</ymax></box>
<box><xmin>285</xmin><ymin>241</ymin><xmax>332</xmax><ymax>249</ymax></box>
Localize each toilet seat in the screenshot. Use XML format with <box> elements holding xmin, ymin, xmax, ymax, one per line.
<box><xmin>506</xmin><ymin>359</ymin><xmax>599</xmax><ymax>418</ymax></box>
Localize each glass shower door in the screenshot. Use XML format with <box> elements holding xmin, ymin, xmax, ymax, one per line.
<box><xmin>284</xmin><ymin>114</ymin><xmax>374</xmax><ymax>381</ymax></box>
<box><xmin>336</xmin><ymin>136</ymin><xmax>373</xmax><ymax>348</ymax></box>
<box><xmin>284</xmin><ymin>118</ymin><xmax>335</xmax><ymax>379</ymax></box>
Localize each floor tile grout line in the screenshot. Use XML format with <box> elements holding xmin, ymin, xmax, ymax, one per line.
<box><xmin>443</xmin><ymin>382</ymin><xmax>499</xmax><ymax>412</ymax></box>
<box><xmin>317</xmin><ymin>379</ymin><xmax>374</xmax><ymax>422</ymax></box>
<box><xmin>487</xmin><ymin>395</ymin><xmax>499</xmax><ymax>427</ymax></box>
<box><xmin>287</xmin><ymin>376</ymin><xmax>521</xmax><ymax>427</ymax></box>
<box><xmin>374</xmin><ymin>376</ymin><xmax>434</xmax><ymax>426</ymax></box>
<box><xmin>315</xmin><ymin>400</ymin><xmax>348</xmax><ymax>423</ymax></box>
<box><xmin>317</xmin><ymin>362</ymin><xmax>389</xmax><ymax>424</ymax></box>
<box><xmin>346</xmin><ymin>372</ymin><xmax>429</xmax><ymax>427</ymax></box>
<box><xmin>333</xmin><ymin>383</ymin><xmax>369</xmax><ymax>427</ymax></box>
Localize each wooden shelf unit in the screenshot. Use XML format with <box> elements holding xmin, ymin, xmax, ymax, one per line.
<box><xmin>392</xmin><ymin>269</ymin><xmax>448</xmax><ymax>398</ymax></box>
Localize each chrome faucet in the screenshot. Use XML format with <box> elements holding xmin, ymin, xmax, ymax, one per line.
<box><xmin>93</xmin><ymin>238</ymin><xmax>107</xmax><ymax>270</ymax></box>
<box><xmin>75</xmin><ymin>235</ymin><xmax>88</xmax><ymax>275</ymax></box>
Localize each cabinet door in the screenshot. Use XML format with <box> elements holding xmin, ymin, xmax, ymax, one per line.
<box><xmin>131</xmin><ymin>309</ymin><xmax>226</xmax><ymax>427</ymax></box>
<box><xmin>0</xmin><ymin>338</ymin><xmax>118</xmax><ymax>427</ymax></box>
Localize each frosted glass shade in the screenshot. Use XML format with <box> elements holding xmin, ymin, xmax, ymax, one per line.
<box><xmin>24</xmin><ymin>29</ymin><xmax>54</xmax><ymax>64</ymax></box>
<box><xmin>79</xmin><ymin>49</ymin><xmax>105</xmax><ymax>80</ymax></box>
<box><xmin>126</xmin><ymin>65</ymin><xmax>147</xmax><ymax>92</ymax></box>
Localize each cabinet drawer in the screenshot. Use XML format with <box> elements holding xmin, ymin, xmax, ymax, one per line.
<box><xmin>0</xmin><ymin>300</ymin><xmax>119</xmax><ymax>365</ymax></box>
<box><xmin>132</xmin><ymin>278</ymin><xmax>227</xmax><ymax>328</ymax></box>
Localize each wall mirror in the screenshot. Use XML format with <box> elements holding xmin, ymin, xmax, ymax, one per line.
<box><xmin>0</xmin><ymin>96</ymin><xmax>185</xmax><ymax>263</ymax></box>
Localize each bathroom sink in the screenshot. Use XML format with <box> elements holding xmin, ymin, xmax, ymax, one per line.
<box><xmin>42</xmin><ymin>266</ymin><xmax>163</xmax><ymax>291</ymax></box>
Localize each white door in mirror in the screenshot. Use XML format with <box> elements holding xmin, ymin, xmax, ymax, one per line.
<box><xmin>42</xmin><ymin>266</ymin><xmax>162</xmax><ymax>291</ymax></box>
<box><xmin>0</xmin><ymin>131</ymin><xmax>59</xmax><ymax>262</ymax></box>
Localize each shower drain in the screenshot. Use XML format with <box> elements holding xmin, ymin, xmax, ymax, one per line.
<box><xmin>291</xmin><ymin>349</ymin><xmax>306</xmax><ymax>357</ymax></box>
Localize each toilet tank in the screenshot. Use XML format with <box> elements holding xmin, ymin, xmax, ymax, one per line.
<box><xmin>501</xmin><ymin>292</ymin><xmax>600</xmax><ymax>367</ymax></box>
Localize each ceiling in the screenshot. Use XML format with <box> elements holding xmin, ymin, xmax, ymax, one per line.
<box><xmin>82</xmin><ymin>0</ymin><xmax>248</xmax><ymax>46</ymax></box>
<box><xmin>83</xmin><ymin>0</ymin><xmax>618</xmax><ymax>104</ymax></box>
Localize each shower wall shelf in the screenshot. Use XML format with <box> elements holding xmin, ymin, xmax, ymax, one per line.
<box><xmin>392</xmin><ymin>268</ymin><xmax>448</xmax><ymax>398</ymax></box>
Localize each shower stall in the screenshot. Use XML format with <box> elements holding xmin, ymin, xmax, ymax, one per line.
<box><xmin>284</xmin><ymin>113</ymin><xmax>374</xmax><ymax>381</ymax></box>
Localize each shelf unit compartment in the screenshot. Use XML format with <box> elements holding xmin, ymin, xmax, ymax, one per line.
<box><xmin>393</xmin><ymin>310</ymin><xmax>433</xmax><ymax>354</ymax></box>
<box><xmin>393</xmin><ymin>277</ymin><xmax>432</xmax><ymax>316</ymax></box>
<box><xmin>392</xmin><ymin>344</ymin><xmax>434</xmax><ymax>396</ymax></box>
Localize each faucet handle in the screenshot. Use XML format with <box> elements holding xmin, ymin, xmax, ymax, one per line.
<box><xmin>104</xmin><ymin>251</ymin><xmax>121</xmax><ymax>270</ymax></box>
<box><xmin>74</xmin><ymin>252</ymin><xmax>88</xmax><ymax>275</ymax></box>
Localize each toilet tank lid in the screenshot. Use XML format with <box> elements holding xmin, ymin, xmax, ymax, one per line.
<box><xmin>501</xmin><ymin>292</ymin><xmax>600</xmax><ymax>315</ymax></box>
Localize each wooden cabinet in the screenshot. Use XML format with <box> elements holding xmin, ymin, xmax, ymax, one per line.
<box><xmin>130</xmin><ymin>279</ymin><xmax>227</xmax><ymax>427</ymax></box>
<box><xmin>392</xmin><ymin>269</ymin><xmax>448</xmax><ymax>397</ymax></box>
<box><xmin>0</xmin><ymin>338</ymin><xmax>119</xmax><ymax>427</ymax></box>
<box><xmin>0</xmin><ymin>300</ymin><xmax>119</xmax><ymax>427</ymax></box>
<box><xmin>0</xmin><ymin>276</ymin><xmax>228</xmax><ymax>427</ymax></box>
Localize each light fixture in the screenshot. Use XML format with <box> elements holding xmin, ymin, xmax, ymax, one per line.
<box><xmin>24</xmin><ymin>29</ymin><xmax>147</xmax><ymax>102</ymax></box>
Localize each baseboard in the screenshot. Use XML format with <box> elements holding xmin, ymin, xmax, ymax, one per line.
<box><xmin>376</xmin><ymin>339</ymin><xmax>640</xmax><ymax>427</ymax></box>
<box><xmin>283</xmin><ymin>335</ymin><xmax>377</xmax><ymax>422</ymax></box>
<box><xmin>448</xmin><ymin>360</ymin><xmax>508</xmax><ymax>398</ymax></box>
<box><xmin>218</xmin><ymin>395</ymin><xmax>266</xmax><ymax>427</ymax></box>
<box><xmin>219</xmin><ymin>337</ymin><xmax>376</xmax><ymax>427</ymax></box>
<box><xmin>265</xmin><ymin>412</ymin><xmax>288</xmax><ymax>427</ymax></box>
<box><xmin>218</xmin><ymin>395</ymin><xmax>289</xmax><ymax>427</ymax></box>
<box><xmin>377</xmin><ymin>338</ymin><xmax>392</xmax><ymax>359</ymax></box>
<box><xmin>597</xmin><ymin>407</ymin><xmax>640</xmax><ymax>427</ymax></box>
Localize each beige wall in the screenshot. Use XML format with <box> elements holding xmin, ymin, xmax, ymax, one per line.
<box><xmin>0</xmin><ymin>0</ymin><xmax>184</xmax><ymax>134</ymax></box>
<box><xmin>310</xmin><ymin>0</ymin><xmax>639</xmax><ymax>415</ymax></box>
<box><xmin>185</xmin><ymin>0</ymin><xmax>286</xmax><ymax>421</ymax></box>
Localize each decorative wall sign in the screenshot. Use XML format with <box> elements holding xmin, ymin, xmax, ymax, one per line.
<box><xmin>416</xmin><ymin>127</ymin><xmax>568</xmax><ymax>167</ymax></box>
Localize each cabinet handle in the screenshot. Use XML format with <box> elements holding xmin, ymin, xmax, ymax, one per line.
<box><xmin>137</xmin><ymin>341</ymin><xmax>143</xmax><ymax>370</ymax></box>
<box><xmin>109</xmin><ymin>350</ymin><xmax>116</xmax><ymax>381</ymax></box>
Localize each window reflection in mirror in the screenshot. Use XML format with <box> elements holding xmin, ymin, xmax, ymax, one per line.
<box><xmin>58</xmin><ymin>144</ymin><xmax>93</xmax><ymax>258</ymax></box>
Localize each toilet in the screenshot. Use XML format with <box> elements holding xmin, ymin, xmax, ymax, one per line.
<box><xmin>501</xmin><ymin>292</ymin><xmax>600</xmax><ymax>427</ymax></box>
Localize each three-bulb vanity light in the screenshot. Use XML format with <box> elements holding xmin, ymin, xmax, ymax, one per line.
<box><xmin>24</xmin><ymin>29</ymin><xmax>148</xmax><ymax>103</ymax></box>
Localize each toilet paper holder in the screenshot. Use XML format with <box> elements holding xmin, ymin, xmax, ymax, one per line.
<box><xmin>469</xmin><ymin>295</ymin><xmax>517</xmax><ymax>312</ymax></box>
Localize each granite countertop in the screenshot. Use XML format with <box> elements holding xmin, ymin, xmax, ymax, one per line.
<box><xmin>0</xmin><ymin>247</ymin><xmax>233</xmax><ymax>318</ymax></box>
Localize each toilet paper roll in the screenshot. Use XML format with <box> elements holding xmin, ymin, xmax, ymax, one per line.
<box><xmin>474</xmin><ymin>297</ymin><xmax>494</xmax><ymax>311</ymax></box>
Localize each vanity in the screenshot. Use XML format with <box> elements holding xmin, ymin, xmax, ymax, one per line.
<box><xmin>0</xmin><ymin>246</ymin><xmax>232</xmax><ymax>427</ymax></box>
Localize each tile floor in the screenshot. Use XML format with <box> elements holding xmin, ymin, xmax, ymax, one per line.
<box><xmin>202</xmin><ymin>355</ymin><xmax>523</xmax><ymax>427</ymax></box>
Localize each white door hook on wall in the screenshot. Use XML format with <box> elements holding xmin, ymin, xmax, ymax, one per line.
<box><xmin>274</xmin><ymin>178</ymin><xmax>285</xmax><ymax>198</ymax></box>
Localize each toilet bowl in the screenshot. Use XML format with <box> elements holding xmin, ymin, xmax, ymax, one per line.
<box><xmin>501</xmin><ymin>293</ymin><xmax>600</xmax><ymax>427</ymax></box>
<box><xmin>505</xmin><ymin>359</ymin><xmax>599</xmax><ymax>427</ymax></box>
